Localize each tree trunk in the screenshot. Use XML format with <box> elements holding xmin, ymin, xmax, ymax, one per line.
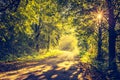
<box><xmin>35</xmin><ymin>18</ymin><xmax>42</xmax><ymax>52</ymax></box>
<box><xmin>35</xmin><ymin>25</ymin><xmax>40</xmax><ymax>52</ymax></box>
<box><xmin>106</xmin><ymin>0</ymin><xmax>117</xmax><ymax>69</ymax></box>
<box><xmin>47</xmin><ymin>34</ymin><xmax>50</xmax><ymax>51</ymax></box>
<box><xmin>97</xmin><ymin>27</ymin><xmax>103</xmax><ymax>61</ymax></box>
<box><xmin>108</xmin><ymin>28</ymin><xmax>116</xmax><ymax>69</ymax></box>
<box><xmin>106</xmin><ymin>0</ymin><xmax>119</xmax><ymax>79</ymax></box>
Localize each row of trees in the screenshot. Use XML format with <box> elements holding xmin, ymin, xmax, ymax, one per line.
<box><xmin>58</xmin><ymin>0</ymin><xmax>120</xmax><ymax>79</ymax></box>
<box><xmin>0</xmin><ymin>0</ymin><xmax>120</xmax><ymax>79</ymax></box>
<box><xmin>0</xmin><ymin>0</ymin><xmax>68</xmax><ymax>59</ymax></box>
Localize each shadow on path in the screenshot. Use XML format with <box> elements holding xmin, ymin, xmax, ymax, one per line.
<box><xmin>0</xmin><ymin>52</ymin><xmax>105</xmax><ymax>80</ymax></box>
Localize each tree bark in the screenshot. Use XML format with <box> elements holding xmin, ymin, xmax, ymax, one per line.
<box><xmin>97</xmin><ymin>27</ymin><xmax>103</xmax><ymax>61</ymax></box>
<box><xmin>47</xmin><ymin>33</ymin><xmax>50</xmax><ymax>51</ymax></box>
<box><xmin>106</xmin><ymin>0</ymin><xmax>119</xmax><ymax>79</ymax></box>
<box><xmin>106</xmin><ymin>0</ymin><xmax>117</xmax><ymax>69</ymax></box>
<box><xmin>35</xmin><ymin>25</ymin><xmax>40</xmax><ymax>52</ymax></box>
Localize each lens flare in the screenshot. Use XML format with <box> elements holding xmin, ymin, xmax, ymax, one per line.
<box><xmin>97</xmin><ymin>13</ymin><xmax>102</xmax><ymax>20</ymax></box>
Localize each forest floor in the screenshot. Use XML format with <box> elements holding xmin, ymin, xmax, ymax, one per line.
<box><xmin>0</xmin><ymin>51</ymin><xmax>105</xmax><ymax>80</ymax></box>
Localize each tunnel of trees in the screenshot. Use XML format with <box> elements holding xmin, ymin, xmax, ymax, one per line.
<box><xmin>0</xmin><ymin>0</ymin><xmax>120</xmax><ymax>79</ymax></box>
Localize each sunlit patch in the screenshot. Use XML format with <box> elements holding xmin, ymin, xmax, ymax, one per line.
<box><xmin>55</xmin><ymin>67</ymin><xmax>64</xmax><ymax>71</ymax></box>
<box><xmin>17</xmin><ymin>49</ymin><xmax>63</xmax><ymax>61</ymax></box>
<box><xmin>85</xmin><ymin>75</ymin><xmax>92</xmax><ymax>80</ymax></box>
<box><xmin>16</xmin><ymin>74</ymin><xmax>28</xmax><ymax>80</ymax></box>
<box><xmin>70</xmin><ymin>75</ymin><xmax>73</xmax><ymax>78</ymax></box>
<box><xmin>0</xmin><ymin>74</ymin><xmax>6</xmax><ymax>78</ymax></box>
<box><xmin>0</xmin><ymin>71</ymin><xmax>16</xmax><ymax>77</ymax></box>
<box><xmin>39</xmin><ymin>75</ymin><xmax>46</xmax><ymax>79</ymax></box>
<box><xmin>51</xmin><ymin>74</ymin><xmax>58</xmax><ymax>78</ymax></box>
<box><xmin>77</xmin><ymin>73</ymin><xmax>83</xmax><ymax>80</ymax></box>
<box><xmin>27</xmin><ymin>61</ymin><xmax>39</xmax><ymax>64</ymax></box>
<box><xmin>42</xmin><ymin>65</ymin><xmax>53</xmax><ymax>72</ymax></box>
<box><xmin>57</xmin><ymin>61</ymin><xmax>76</xmax><ymax>70</ymax></box>
<box><xmin>17</xmin><ymin>68</ymin><xmax>30</xmax><ymax>74</ymax></box>
<box><xmin>77</xmin><ymin>68</ymin><xmax>80</xmax><ymax>71</ymax></box>
<box><xmin>72</xmin><ymin>71</ymin><xmax>78</xmax><ymax>75</ymax></box>
<box><xmin>34</xmin><ymin>71</ymin><xmax>43</xmax><ymax>76</ymax></box>
<box><xmin>6</xmin><ymin>72</ymin><xmax>18</xmax><ymax>76</ymax></box>
<box><xmin>0</xmin><ymin>64</ymin><xmax>53</xmax><ymax>80</ymax></box>
<box><xmin>0</xmin><ymin>70</ymin><xmax>20</xmax><ymax>80</ymax></box>
<box><xmin>0</xmin><ymin>74</ymin><xmax>19</xmax><ymax>80</ymax></box>
<box><xmin>80</xmin><ymin>52</ymin><xmax>94</xmax><ymax>63</ymax></box>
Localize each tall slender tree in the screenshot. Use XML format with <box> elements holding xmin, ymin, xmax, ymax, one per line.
<box><xmin>106</xmin><ymin>0</ymin><xmax>120</xmax><ymax>79</ymax></box>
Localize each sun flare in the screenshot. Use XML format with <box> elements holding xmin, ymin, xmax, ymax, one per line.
<box><xmin>97</xmin><ymin>13</ymin><xmax>102</xmax><ymax>20</ymax></box>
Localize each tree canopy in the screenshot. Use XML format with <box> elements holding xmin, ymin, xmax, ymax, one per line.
<box><xmin>0</xmin><ymin>0</ymin><xmax>120</xmax><ymax>79</ymax></box>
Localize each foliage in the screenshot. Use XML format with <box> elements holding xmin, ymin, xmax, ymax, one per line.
<box><xmin>16</xmin><ymin>49</ymin><xmax>63</xmax><ymax>61</ymax></box>
<box><xmin>0</xmin><ymin>0</ymin><xmax>65</xmax><ymax>59</ymax></box>
<box><xmin>0</xmin><ymin>0</ymin><xmax>120</xmax><ymax>79</ymax></box>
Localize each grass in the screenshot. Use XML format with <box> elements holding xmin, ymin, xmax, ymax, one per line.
<box><xmin>17</xmin><ymin>49</ymin><xmax>63</xmax><ymax>61</ymax></box>
<box><xmin>79</xmin><ymin>49</ymin><xmax>97</xmax><ymax>63</ymax></box>
<box><xmin>0</xmin><ymin>49</ymin><xmax>63</xmax><ymax>62</ymax></box>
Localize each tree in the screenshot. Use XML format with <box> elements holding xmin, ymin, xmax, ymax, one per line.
<box><xmin>106</xmin><ymin>0</ymin><xmax>120</xmax><ymax>79</ymax></box>
<box><xmin>58</xmin><ymin>1</ymin><xmax>119</xmax><ymax>79</ymax></box>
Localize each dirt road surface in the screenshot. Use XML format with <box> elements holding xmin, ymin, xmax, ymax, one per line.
<box><xmin>0</xmin><ymin>51</ymin><xmax>104</xmax><ymax>80</ymax></box>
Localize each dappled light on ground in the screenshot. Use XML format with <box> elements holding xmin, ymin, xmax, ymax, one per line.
<box><xmin>0</xmin><ymin>64</ymin><xmax>53</xmax><ymax>80</ymax></box>
<box><xmin>57</xmin><ymin>61</ymin><xmax>78</xmax><ymax>71</ymax></box>
<box><xmin>0</xmin><ymin>51</ymin><xmax>104</xmax><ymax>80</ymax></box>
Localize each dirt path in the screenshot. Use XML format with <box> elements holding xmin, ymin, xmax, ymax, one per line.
<box><xmin>0</xmin><ymin>52</ymin><xmax>104</xmax><ymax>80</ymax></box>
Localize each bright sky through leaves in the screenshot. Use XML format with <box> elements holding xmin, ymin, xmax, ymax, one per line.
<box><xmin>97</xmin><ymin>13</ymin><xmax>102</xmax><ymax>20</ymax></box>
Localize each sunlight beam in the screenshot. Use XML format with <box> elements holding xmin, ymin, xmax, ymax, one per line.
<box><xmin>97</xmin><ymin>13</ymin><xmax>102</xmax><ymax>20</ymax></box>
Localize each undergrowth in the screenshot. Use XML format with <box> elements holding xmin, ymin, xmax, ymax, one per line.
<box><xmin>0</xmin><ymin>49</ymin><xmax>63</xmax><ymax>62</ymax></box>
